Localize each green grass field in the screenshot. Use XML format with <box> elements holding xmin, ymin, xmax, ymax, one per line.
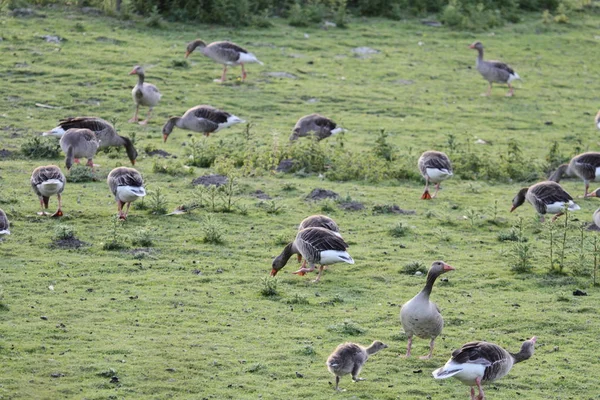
<box><xmin>1</xmin><ymin>6</ymin><xmax>600</xmax><ymax>400</ymax></box>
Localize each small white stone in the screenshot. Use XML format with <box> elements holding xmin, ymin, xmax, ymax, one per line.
<box><xmin>415</xmin><ymin>271</ymin><xmax>423</xmax><ymax>276</ymax></box>
<box><xmin>48</xmin><ymin>285</ymin><xmax>54</xmax><ymax>291</ymax></box>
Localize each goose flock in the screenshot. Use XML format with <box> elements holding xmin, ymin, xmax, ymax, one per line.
<box><xmin>1</xmin><ymin>33</ymin><xmax>599</xmax><ymax>399</ymax></box>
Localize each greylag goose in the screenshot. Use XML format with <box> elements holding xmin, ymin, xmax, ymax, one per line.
<box><xmin>290</xmin><ymin>114</ymin><xmax>345</xmax><ymax>141</ymax></box>
<box><xmin>326</xmin><ymin>341</ymin><xmax>388</xmax><ymax>392</ymax></box>
<box><xmin>30</xmin><ymin>165</ymin><xmax>66</xmax><ymax>217</ymax></box>
<box><xmin>548</xmin><ymin>152</ymin><xmax>600</xmax><ymax>197</ymax></box>
<box><xmin>270</xmin><ymin>227</ymin><xmax>354</xmax><ymax>282</ymax></box>
<box><xmin>107</xmin><ymin>167</ymin><xmax>146</xmax><ymax>220</ymax></box>
<box><xmin>418</xmin><ymin>151</ymin><xmax>453</xmax><ymax>200</ymax></box>
<box><xmin>185</xmin><ymin>39</ymin><xmax>263</xmax><ymax>82</ymax></box>
<box><xmin>298</xmin><ymin>215</ymin><xmax>341</xmax><ymax>236</ymax></box>
<box><xmin>43</xmin><ymin>117</ymin><xmax>137</xmax><ymax>165</ymax></box>
<box><xmin>433</xmin><ymin>337</ymin><xmax>537</xmax><ymax>400</ymax></box>
<box><xmin>59</xmin><ymin>128</ymin><xmax>99</xmax><ymax>170</ymax></box>
<box><xmin>511</xmin><ymin>181</ymin><xmax>580</xmax><ymax>222</ymax></box>
<box><xmin>129</xmin><ymin>65</ymin><xmax>161</xmax><ymax>125</ymax></box>
<box><xmin>162</xmin><ymin>105</ymin><xmax>245</xmax><ymax>142</ymax></box>
<box><xmin>469</xmin><ymin>41</ymin><xmax>520</xmax><ymax>97</ymax></box>
<box><xmin>0</xmin><ymin>208</ymin><xmax>9</xmax><ymax>235</ymax></box>
<box><xmin>400</xmin><ymin>261</ymin><xmax>455</xmax><ymax>359</ymax></box>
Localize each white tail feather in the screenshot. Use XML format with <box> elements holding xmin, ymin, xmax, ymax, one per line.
<box><xmin>0</xmin><ymin>230</ymin><xmax>10</xmax><ymax>235</ymax></box>
<box><xmin>42</xmin><ymin>127</ymin><xmax>65</xmax><ymax>137</ymax></box>
<box><xmin>116</xmin><ymin>186</ymin><xmax>146</xmax><ymax>202</ymax></box>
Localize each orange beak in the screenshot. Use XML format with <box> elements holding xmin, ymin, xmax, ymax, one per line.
<box><xmin>530</xmin><ymin>336</ymin><xmax>537</xmax><ymax>343</ymax></box>
<box><xmin>443</xmin><ymin>263</ymin><xmax>455</xmax><ymax>271</ymax></box>
<box><xmin>131</xmin><ymin>159</ymin><xmax>136</xmax><ymax>166</ymax></box>
<box><xmin>270</xmin><ymin>268</ymin><xmax>278</xmax><ymax>277</ymax></box>
<box><xmin>163</xmin><ymin>134</ymin><xmax>168</xmax><ymax>143</ymax></box>
<box><xmin>185</xmin><ymin>51</ymin><xmax>190</xmax><ymax>58</ymax></box>
<box><xmin>468</xmin><ymin>44</ymin><xmax>475</xmax><ymax>49</ymax></box>
<box><xmin>588</xmin><ymin>190</ymin><xmax>598</xmax><ymax>197</ymax></box>
<box><xmin>510</xmin><ymin>205</ymin><xmax>517</xmax><ymax>212</ymax></box>
<box><xmin>129</xmin><ymin>70</ymin><xmax>136</xmax><ymax>75</ymax></box>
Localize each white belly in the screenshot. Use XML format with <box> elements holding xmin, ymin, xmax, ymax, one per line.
<box><xmin>38</xmin><ymin>179</ymin><xmax>63</xmax><ymax>196</ymax></box>
<box><xmin>452</xmin><ymin>363</ymin><xmax>486</xmax><ymax>385</ymax></box>
<box><xmin>426</xmin><ymin>168</ymin><xmax>452</xmax><ymax>183</ymax></box>
<box><xmin>319</xmin><ymin>250</ymin><xmax>354</xmax><ymax>265</ymax></box>
<box><xmin>116</xmin><ymin>186</ymin><xmax>146</xmax><ymax>203</ymax></box>
<box><xmin>546</xmin><ymin>200</ymin><xmax>579</xmax><ymax>214</ymax></box>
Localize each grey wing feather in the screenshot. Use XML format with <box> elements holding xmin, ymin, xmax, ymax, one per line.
<box><xmin>531</xmin><ymin>182</ymin><xmax>573</xmax><ymax>203</ymax></box>
<box><xmin>488</xmin><ymin>60</ymin><xmax>516</xmax><ymax>75</ymax></box>
<box><xmin>59</xmin><ymin>117</ymin><xmax>113</xmax><ymax>134</ymax></box>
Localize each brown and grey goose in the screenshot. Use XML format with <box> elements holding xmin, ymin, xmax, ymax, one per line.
<box><xmin>0</xmin><ymin>208</ymin><xmax>10</xmax><ymax>236</ymax></box>
<box><xmin>326</xmin><ymin>341</ymin><xmax>388</xmax><ymax>392</ymax></box>
<box><xmin>418</xmin><ymin>151</ymin><xmax>453</xmax><ymax>199</ymax></box>
<box><xmin>162</xmin><ymin>105</ymin><xmax>245</xmax><ymax>142</ymax></box>
<box><xmin>59</xmin><ymin>128</ymin><xmax>99</xmax><ymax>170</ymax></box>
<box><xmin>270</xmin><ymin>227</ymin><xmax>354</xmax><ymax>283</ymax></box>
<box><xmin>298</xmin><ymin>215</ymin><xmax>341</xmax><ymax>235</ymax></box>
<box><xmin>290</xmin><ymin>114</ymin><xmax>345</xmax><ymax>141</ymax></box>
<box><xmin>43</xmin><ymin>117</ymin><xmax>137</xmax><ymax>165</ymax></box>
<box><xmin>129</xmin><ymin>65</ymin><xmax>162</xmax><ymax>125</ymax></box>
<box><xmin>549</xmin><ymin>152</ymin><xmax>600</xmax><ymax>197</ymax></box>
<box><xmin>469</xmin><ymin>41</ymin><xmax>520</xmax><ymax>97</ymax></box>
<box><xmin>31</xmin><ymin>165</ymin><xmax>66</xmax><ymax>217</ymax></box>
<box><xmin>400</xmin><ymin>261</ymin><xmax>455</xmax><ymax>359</ymax></box>
<box><xmin>185</xmin><ymin>39</ymin><xmax>263</xmax><ymax>82</ymax></box>
<box><xmin>511</xmin><ymin>181</ymin><xmax>580</xmax><ymax>222</ymax></box>
<box><xmin>107</xmin><ymin>167</ymin><xmax>146</xmax><ymax>220</ymax></box>
<box><xmin>433</xmin><ymin>337</ymin><xmax>537</xmax><ymax>400</ymax></box>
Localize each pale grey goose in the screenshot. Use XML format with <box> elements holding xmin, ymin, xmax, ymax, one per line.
<box><xmin>433</xmin><ymin>337</ymin><xmax>536</xmax><ymax>400</ymax></box>
<box><xmin>129</xmin><ymin>65</ymin><xmax>162</xmax><ymax>125</ymax></box>
<box><xmin>107</xmin><ymin>167</ymin><xmax>146</xmax><ymax>220</ymax></box>
<box><xmin>469</xmin><ymin>41</ymin><xmax>520</xmax><ymax>96</ymax></box>
<box><xmin>511</xmin><ymin>181</ymin><xmax>579</xmax><ymax>222</ymax></box>
<box><xmin>185</xmin><ymin>39</ymin><xmax>263</xmax><ymax>82</ymax></box>
<box><xmin>290</xmin><ymin>114</ymin><xmax>345</xmax><ymax>141</ymax></box>
<box><xmin>59</xmin><ymin>128</ymin><xmax>99</xmax><ymax>170</ymax></box>
<box><xmin>400</xmin><ymin>261</ymin><xmax>455</xmax><ymax>359</ymax></box>
<box><xmin>549</xmin><ymin>152</ymin><xmax>600</xmax><ymax>197</ymax></box>
<box><xmin>162</xmin><ymin>105</ymin><xmax>244</xmax><ymax>142</ymax></box>
<box><xmin>30</xmin><ymin>165</ymin><xmax>66</xmax><ymax>217</ymax></box>
<box><xmin>326</xmin><ymin>341</ymin><xmax>388</xmax><ymax>392</ymax></box>
<box><xmin>418</xmin><ymin>151</ymin><xmax>453</xmax><ymax>199</ymax></box>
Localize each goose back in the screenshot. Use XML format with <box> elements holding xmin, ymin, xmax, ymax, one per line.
<box><xmin>107</xmin><ymin>167</ymin><xmax>144</xmax><ymax>197</ymax></box>
<box><xmin>31</xmin><ymin>165</ymin><xmax>66</xmax><ymax>197</ymax></box>
<box><xmin>525</xmin><ymin>181</ymin><xmax>577</xmax><ymax>215</ymax></box>
<box><xmin>418</xmin><ymin>151</ymin><xmax>453</xmax><ymax>182</ymax></box>
<box><xmin>294</xmin><ymin>227</ymin><xmax>351</xmax><ymax>265</ymax></box>
<box><xmin>298</xmin><ymin>215</ymin><xmax>340</xmax><ymax>234</ymax></box>
<box><xmin>291</xmin><ymin>114</ymin><xmax>341</xmax><ymax>141</ymax></box>
<box><xmin>326</xmin><ymin>341</ymin><xmax>387</xmax><ymax>377</ymax></box>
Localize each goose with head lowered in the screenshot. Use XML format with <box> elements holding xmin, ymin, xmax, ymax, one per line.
<box><xmin>271</xmin><ymin>227</ymin><xmax>353</xmax><ymax>283</ymax></box>
<box><xmin>129</xmin><ymin>65</ymin><xmax>161</xmax><ymax>125</ymax></box>
<box><xmin>59</xmin><ymin>128</ymin><xmax>99</xmax><ymax>170</ymax></box>
<box><xmin>418</xmin><ymin>151</ymin><xmax>453</xmax><ymax>200</ymax></box>
<box><xmin>162</xmin><ymin>105</ymin><xmax>244</xmax><ymax>142</ymax></box>
<box><xmin>400</xmin><ymin>261</ymin><xmax>455</xmax><ymax>359</ymax></box>
<box><xmin>0</xmin><ymin>208</ymin><xmax>10</xmax><ymax>236</ymax></box>
<box><xmin>290</xmin><ymin>114</ymin><xmax>345</xmax><ymax>141</ymax></box>
<box><xmin>511</xmin><ymin>181</ymin><xmax>579</xmax><ymax>222</ymax></box>
<box><xmin>433</xmin><ymin>336</ymin><xmax>537</xmax><ymax>400</ymax></box>
<box><xmin>43</xmin><ymin>117</ymin><xmax>137</xmax><ymax>165</ymax></box>
<box><xmin>31</xmin><ymin>165</ymin><xmax>66</xmax><ymax>217</ymax></box>
<box><xmin>185</xmin><ymin>39</ymin><xmax>263</xmax><ymax>82</ymax></box>
<box><xmin>326</xmin><ymin>340</ymin><xmax>388</xmax><ymax>392</ymax></box>
<box><xmin>296</xmin><ymin>214</ymin><xmax>342</xmax><ymax>264</ymax></box>
<box><xmin>548</xmin><ymin>152</ymin><xmax>600</xmax><ymax>197</ymax></box>
<box><xmin>469</xmin><ymin>41</ymin><xmax>520</xmax><ymax>97</ymax></box>
<box><xmin>107</xmin><ymin>167</ymin><xmax>146</xmax><ymax>220</ymax></box>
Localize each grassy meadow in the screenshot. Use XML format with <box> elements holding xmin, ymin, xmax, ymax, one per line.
<box><xmin>2</xmin><ymin>5</ymin><xmax>600</xmax><ymax>400</ymax></box>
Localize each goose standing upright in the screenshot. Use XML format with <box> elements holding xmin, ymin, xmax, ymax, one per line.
<box><xmin>0</xmin><ymin>208</ymin><xmax>10</xmax><ymax>235</ymax></box>
<box><xmin>30</xmin><ymin>165</ymin><xmax>66</xmax><ymax>217</ymax></box>
<box><xmin>511</xmin><ymin>181</ymin><xmax>580</xmax><ymax>222</ymax></box>
<box><xmin>548</xmin><ymin>152</ymin><xmax>600</xmax><ymax>197</ymax></box>
<box><xmin>185</xmin><ymin>39</ymin><xmax>263</xmax><ymax>82</ymax></box>
<box><xmin>129</xmin><ymin>65</ymin><xmax>161</xmax><ymax>125</ymax></box>
<box><xmin>59</xmin><ymin>128</ymin><xmax>99</xmax><ymax>170</ymax></box>
<box><xmin>107</xmin><ymin>167</ymin><xmax>146</xmax><ymax>220</ymax></box>
<box><xmin>400</xmin><ymin>261</ymin><xmax>455</xmax><ymax>359</ymax></box>
<box><xmin>469</xmin><ymin>41</ymin><xmax>520</xmax><ymax>97</ymax></box>
<box><xmin>433</xmin><ymin>337</ymin><xmax>537</xmax><ymax>400</ymax></box>
<box><xmin>326</xmin><ymin>341</ymin><xmax>388</xmax><ymax>392</ymax></box>
<box><xmin>418</xmin><ymin>151</ymin><xmax>453</xmax><ymax>200</ymax></box>
<box><xmin>43</xmin><ymin>117</ymin><xmax>137</xmax><ymax>165</ymax></box>
<box><xmin>271</xmin><ymin>227</ymin><xmax>354</xmax><ymax>283</ymax></box>
<box><xmin>162</xmin><ymin>105</ymin><xmax>245</xmax><ymax>142</ymax></box>
<box><xmin>290</xmin><ymin>114</ymin><xmax>345</xmax><ymax>141</ymax></box>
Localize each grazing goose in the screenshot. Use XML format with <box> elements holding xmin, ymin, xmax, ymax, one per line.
<box><xmin>548</xmin><ymin>152</ymin><xmax>600</xmax><ymax>197</ymax></box>
<box><xmin>107</xmin><ymin>167</ymin><xmax>146</xmax><ymax>220</ymax></box>
<box><xmin>433</xmin><ymin>337</ymin><xmax>537</xmax><ymax>400</ymax></box>
<box><xmin>290</xmin><ymin>114</ymin><xmax>345</xmax><ymax>141</ymax></box>
<box><xmin>469</xmin><ymin>41</ymin><xmax>520</xmax><ymax>97</ymax></box>
<box><xmin>185</xmin><ymin>39</ymin><xmax>263</xmax><ymax>82</ymax></box>
<box><xmin>30</xmin><ymin>165</ymin><xmax>66</xmax><ymax>217</ymax></box>
<box><xmin>43</xmin><ymin>117</ymin><xmax>137</xmax><ymax>165</ymax></box>
<box><xmin>400</xmin><ymin>261</ymin><xmax>455</xmax><ymax>359</ymax></box>
<box><xmin>0</xmin><ymin>208</ymin><xmax>10</xmax><ymax>235</ymax></box>
<box><xmin>511</xmin><ymin>181</ymin><xmax>580</xmax><ymax>222</ymax></box>
<box><xmin>129</xmin><ymin>65</ymin><xmax>161</xmax><ymax>125</ymax></box>
<box><xmin>162</xmin><ymin>105</ymin><xmax>245</xmax><ymax>142</ymax></box>
<box><xmin>59</xmin><ymin>128</ymin><xmax>99</xmax><ymax>170</ymax></box>
<box><xmin>418</xmin><ymin>151</ymin><xmax>453</xmax><ymax>200</ymax></box>
<box><xmin>326</xmin><ymin>341</ymin><xmax>388</xmax><ymax>392</ymax></box>
<box><xmin>271</xmin><ymin>227</ymin><xmax>354</xmax><ymax>283</ymax></box>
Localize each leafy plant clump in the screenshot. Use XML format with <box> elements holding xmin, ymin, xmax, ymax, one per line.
<box><xmin>131</xmin><ymin>228</ymin><xmax>154</xmax><ymax>247</ymax></box>
<box><xmin>402</xmin><ymin>261</ymin><xmax>427</xmax><ymax>275</ymax></box>
<box><xmin>102</xmin><ymin>216</ymin><xmax>129</xmax><ymax>251</ymax></box>
<box><xmin>327</xmin><ymin>319</ymin><xmax>367</xmax><ymax>336</ymax></box>
<box><xmin>21</xmin><ymin>136</ymin><xmax>61</xmax><ymax>159</ymax></box>
<box><xmin>259</xmin><ymin>276</ymin><xmax>279</xmax><ymax>297</ymax></box>
<box><xmin>202</xmin><ymin>215</ymin><xmax>225</xmax><ymax>244</ymax></box>
<box><xmin>67</xmin><ymin>164</ymin><xmax>96</xmax><ymax>183</ymax></box>
<box><xmin>389</xmin><ymin>222</ymin><xmax>410</xmax><ymax>237</ymax></box>
<box><xmin>53</xmin><ymin>224</ymin><xmax>75</xmax><ymax>240</ymax></box>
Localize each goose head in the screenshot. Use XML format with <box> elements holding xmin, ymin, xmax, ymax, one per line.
<box><xmin>469</xmin><ymin>41</ymin><xmax>483</xmax><ymax>50</ymax></box>
<box><xmin>129</xmin><ymin>65</ymin><xmax>144</xmax><ymax>76</ymax></box>
<box><xmin>428</xmin><ymin>260</ymin><xmax>455</xmax><ymax>277</ymax></box>
<box><xmin>588</xmin><ymin>188</ymin><xmax>600</xmax><ymax>197</ymax></box>
<box><xmin>510</xmin><ymin>187</ymin><xmax>529</xmax><ymax>212</ymax></box>
<box><xmin>185</xmin><ymin>39</ymin><xmax>207</xmax><ymax>58</ymax></box>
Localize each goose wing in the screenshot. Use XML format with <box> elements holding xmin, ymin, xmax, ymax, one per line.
<box><xmin>531</xmin><ymin>182</ymin><xmax>573</xmax><ymax>204</ymax></box>
<box><xmin>312</xmin><ymin>115</ymin><xmax>337</xmax><ymax>130</ymax></box>
<box><xmin>210</xmin><ymin>41</ymin><xmax>248</xmax><ymax>62</ymax></box>
<box><xmin>573</xmin><ymin>153</ymin><xmax>600</xmax><ymax>179</ymax></box>
<box><xmin>487</xmin><ymin>60</ymin><xmax>516</xmax><ymax>75</ymax></box>
<box><xmin>58</xmin><ymin>117</ymin><xmax>114</xmax><ymax>134</ymax></box>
